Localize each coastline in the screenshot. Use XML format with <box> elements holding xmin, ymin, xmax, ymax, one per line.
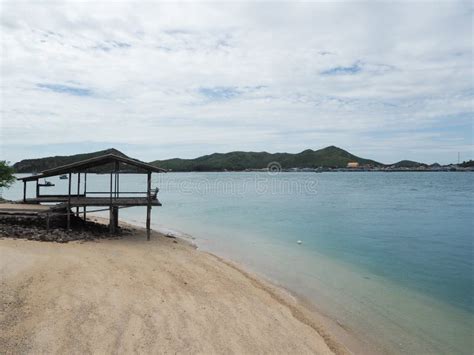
<box><xmin>108</xmin><ymin>214</ymin><xmax>474</xmax><ymax>355</ymax></box>
<box><xmin>0</xmin><ymin>217</ymin><xmax>353</xmax><ymax>354</ymax></box>
<box><xmin>144</xmin><ymin>222</ymin><xmax>383</xmax><ymax>355</ymax></box>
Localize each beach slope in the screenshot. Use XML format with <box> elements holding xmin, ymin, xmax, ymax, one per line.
<box><xmin>0</xmin><ymin>227</ymin><xmax>340</xmax><ymax>354</ymax></box>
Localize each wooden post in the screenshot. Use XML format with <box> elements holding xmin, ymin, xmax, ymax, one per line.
<box><xmin>83</xmin><ymin>173</ymin><xmax>87</xmax><ymax>221</ymax></box>
<box><xmin>146</xmin><ymin>171</ymin><xmax>151</xmax><ymax>241</ymax></box>
<box><xmin>36</xmin><ymin>180</ymin><xmax>39</xmax><ymax>198</ymax></box>
<box><xmin>109</xmin><ymin>171</ymin><xmax>114</xmax><ymax>233</ymax></box>
<box><xmin>113</xmin><ymin>207</ymin><xmax>119</xmax><ymax>230</ymax></box>
<box><xmin>23</xmin><ymin>181</ymin><xmax>26</xmax><ymax>202</ymax></box>
<box><xmin>67</xmin><ymin>172</ymin><xmax>71</xmax><ymax>230</ymax></box>
<box><xmin>114</xmin><ymin>162</ymin><xmax>119</xmax><ymax>230</ymax></box>
<box><xmin>76</xmin><ymin>173</ymin><xmax>80</xmax><ymax>216</ymax></box>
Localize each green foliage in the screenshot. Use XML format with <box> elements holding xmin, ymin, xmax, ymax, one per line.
<box><xmin>390</xmin><ymin>160</ymin><xmax>425</xmax><ymax>168</ymax></box>
<box><xmin>151</xmin><ymin>146</ymin><xmax>383</xmax><ymax>171</ymax></box>
<box><xmin>12</xmin><ymin>146</ymin><xmax>386</xmax><ymax>173</ymax></box>
<box><xmin>13</xmin><ymin>148</ymin><xmax>127</xmax><ymax>173</ymax></box>
<box><xmin>459</xmin><ymin>160</ymin><xmax>474</xmax><ymax>168</ymax></box>
<box><xmin>0</xmin><ymin>160</ymin><xmax>16</xmax><ymax>189</ymax></box>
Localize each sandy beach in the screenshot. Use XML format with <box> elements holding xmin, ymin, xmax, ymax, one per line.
<box><xmin>0</xmin><ymin>221</ymin><xmax>346</xmax><ymax>354</ymax></box>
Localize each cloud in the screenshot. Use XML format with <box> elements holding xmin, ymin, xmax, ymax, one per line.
<box><xmin>0</xmin><ymin>1</ymin><xmax>472</xmax><ymax>164</ymax></box>
<box><xmin>37</xmin><ymin>83</ymin><xmax>93</xmax><ymax>97</ymax></box>
<box><xmin>321</xmin><ymin>62</ymin><xmax>362</xmax><ymax>75</ymax></box>
<box><xmin>198</xmin><ymin>87</ymin><xmax>241</xmax><ymax>100</ymax></box>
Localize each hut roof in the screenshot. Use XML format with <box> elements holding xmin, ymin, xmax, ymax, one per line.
<box><xmin>18</xmin><ymin>154</ymin><xmax>166</xmax><ymax>181</ymax></box>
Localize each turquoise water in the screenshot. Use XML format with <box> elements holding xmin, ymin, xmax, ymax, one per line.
<box><xmin>3</xmin><ymin>172</ymin><xmax>473</xmax><ymax>354</ymax></box>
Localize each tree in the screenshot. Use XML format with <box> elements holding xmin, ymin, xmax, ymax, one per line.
<box><xmin>0</xmin><ymin>160</ymin><xmax>16</xmax><ymax>190</ymax></box>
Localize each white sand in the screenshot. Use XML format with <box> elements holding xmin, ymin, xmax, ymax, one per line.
<box><xmin>0</xmin><ymin>223</ymin><xmax>347</xmax><ymax>354</ymax></box>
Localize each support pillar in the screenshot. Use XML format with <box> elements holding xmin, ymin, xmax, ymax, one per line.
<box><xmin>83</xmin><ymin>173</ymin><xmax>87</xmax><ymax>222</ymax></box>
<box><xmin>113</xmin><ymin>207</ymin><xmax>119</xmax><ymax>230</ymax></box>
<box><xmin>109</xmin><ymin>171</ymin><xmax>113</xmax><ymax>233</ymax></box>
<box><xmin>146</xmin><ymin>171</ymin><xmax>151</xmax><ymax>241</ymax></box>
<box><xmin>109</xmin><ymin>206</ymin><xmax>117</xmax><ymax>234</ymax></box>
<box><xmin>23</xmin><ymin>181</ymin><xmax>26</xmax><ymax>202</ymax></box>
<box><xmin>76</xmin><ymin>173</ymin><xmax>80</xmax><ymax>216</ymax></box>
<box><xmin>67</xmin><ymin>172</ymin><xmax>72</xmax><ymax>230</ymax></box>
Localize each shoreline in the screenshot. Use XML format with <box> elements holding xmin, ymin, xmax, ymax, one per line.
<box><xmin>104</xmin><ymin>216</ymin><xmax>474</xmax><ymax>355</ymax></box>
<box><xmin>93</xmin><ymin>216</ymin><xmax>380</xmax><ymax>355</ymax></box>
<box><xmin>0</xmin><ymin>217</ymin><xmax>354</xmax><ymax>354</ymax></box>
<box><xmin>93</xmin><ymin>215</ymin><xmax>385</xmax><ymax>355</ymax></box>
<box><xmin>98</xmin><ymin>216</ymin><xmax>363</xmax><ymax>354</ymax></box>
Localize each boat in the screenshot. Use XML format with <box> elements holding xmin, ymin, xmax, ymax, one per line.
<box><xmin>59</xmin><ymin>174</ymin><xmax>68</xmax><ymax>179</ymax></box>
<box><xmin>38</xmin><ymin>180</ymin><xmax>55</xmax><ymax>187</ymax></box>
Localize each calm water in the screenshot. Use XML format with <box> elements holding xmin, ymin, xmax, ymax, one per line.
<box><xmin>3</xmin><ymin>172</ymin><xmax>473</xmax><ymax>354</ymax></box>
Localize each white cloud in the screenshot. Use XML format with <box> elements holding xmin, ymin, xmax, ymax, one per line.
<box><xmin>0</xmin><ymin>0</ymin><xmax>472</xmax><ymax>164</ymax></box>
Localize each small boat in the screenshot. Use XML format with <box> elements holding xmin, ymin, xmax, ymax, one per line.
<box><xmin>59</xmin><ymin>174</ymin><xmax>68</xmax><ymax>180</ymax></box>
<box><xmin>39</xmin><ymin>180</ymin><xmax>55</xmax><ymax>187</ymax></box>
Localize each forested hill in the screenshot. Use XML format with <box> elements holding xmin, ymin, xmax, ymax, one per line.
<box><xmin>150</xmin><ymin>146</ymin><xmax>383</xmax><ymax>171</ymax></box>
<box><xmin>13</xmin><ymin>146</ymin><xmax>383</xmax><ymax>173</ymax></box>
<box><xmin>13</xmin><ymin>148</ymin><xmax>128</xmax><ymax>173</ymax></box>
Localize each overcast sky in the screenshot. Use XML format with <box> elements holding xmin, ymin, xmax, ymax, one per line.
<box><xmin>1</xmin><ymin>1</ymin><xmax>472</xmax><ymax>164</ymax></box>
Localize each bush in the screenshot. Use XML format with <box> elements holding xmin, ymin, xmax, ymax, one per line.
<box><xmin>0</xmin><ymin>160</ymin><xmax>16</xmax><ymax>190</ymax></box>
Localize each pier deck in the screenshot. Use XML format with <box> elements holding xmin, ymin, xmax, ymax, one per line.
<box><xmin>23</xmin><ymin>196</ymin><xmax>161</xmax><ymax>207</ymax></box>
<box><xmin>0</xmin><ymin>203</ymin><xmax>60</xmax><ymax>216</ymax></box>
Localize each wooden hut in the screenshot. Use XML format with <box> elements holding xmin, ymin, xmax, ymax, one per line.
<box><xmin>17</xmin><ymin>154</ymin><xmax>166</xmax><ymax>240</ymax></box>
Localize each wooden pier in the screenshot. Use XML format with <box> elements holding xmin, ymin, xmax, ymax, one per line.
<box><xmin>16</xmin><ymin>154</ymin><xmax>166</xmax><ymax>239</ymax></box>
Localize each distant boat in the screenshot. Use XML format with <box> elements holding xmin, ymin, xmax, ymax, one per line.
<box><xmin>59</xmin><ymin>174</ymin><xmax>68</xmax><ymax>179</ymax></box>
<box><xmin>39</xmin><ymin>180</ymin><xmax>55</xmax><ymax>187</ymax></box>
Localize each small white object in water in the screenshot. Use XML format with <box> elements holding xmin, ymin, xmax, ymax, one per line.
<box><xmin>297</xmin><ymin>240</ymin><xmax>302</xmax><ymax>244</ymax></box>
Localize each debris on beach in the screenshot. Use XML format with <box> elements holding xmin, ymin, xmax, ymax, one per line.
<box><xmin>0</xmin><ymin>215</ymin><xmax>132</xmax><ymax>243</ymax></box>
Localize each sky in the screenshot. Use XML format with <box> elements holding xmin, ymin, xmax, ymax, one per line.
<box><xmin>1</xmin><ymin>0</ymin><xmax>472</xmax><ymax>165</ymax></box>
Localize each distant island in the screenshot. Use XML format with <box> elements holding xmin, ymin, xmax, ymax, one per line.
<box><xmin>12</xmin><ymin>146</ymin><xmax>473</xmax><ymax>173</ymax></box>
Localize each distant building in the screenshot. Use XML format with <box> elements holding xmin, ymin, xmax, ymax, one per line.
<box><xmin>347</xmin><ymin>162</ymin><xmax>359</xmax><ymax>168</ymax></box>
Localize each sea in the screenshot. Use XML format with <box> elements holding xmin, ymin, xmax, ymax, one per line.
<box><xmin>3</xmin><ymin>172</ymin><xmax>473</xmax><ymax>354</ymax></box>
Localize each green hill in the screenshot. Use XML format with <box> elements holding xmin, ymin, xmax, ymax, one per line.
<box><xmin>13</xmin><ymin>146</ymin><xmax>384</xmax><ymax>173</ymax></box>
<box><xmin>13</xmin><ymin>148</ymin><xmax>128</xmax><ymax>173</ymax></box>
<box><xmin>459</xmin><ymin>160</ymin><xmax>474</xmax><ymax>168</ymax></box>
<box><xmin>390</xmin><ymin>160</ymin><xmax>426</xmax><ymax>168</ymax></box>
<box><xmin>150</xmin><ymin>146</ymin><xmax>383</xmax><ymax>171</ymax></box>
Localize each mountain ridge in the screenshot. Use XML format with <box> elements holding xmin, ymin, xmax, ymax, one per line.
<box><xmin>149</xmin><ymin>146</ymin><xmax>383</xmax><ymax>171</ymax></box>
<box><xmin>15</xmin><ymin>146</ymin><xmax>451</xmax><ymax>173</ymax></box>
<box><xmin>12</xmin><ymin>148</ymin><xmax>129</xmax><ymax>173</ymax></box>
